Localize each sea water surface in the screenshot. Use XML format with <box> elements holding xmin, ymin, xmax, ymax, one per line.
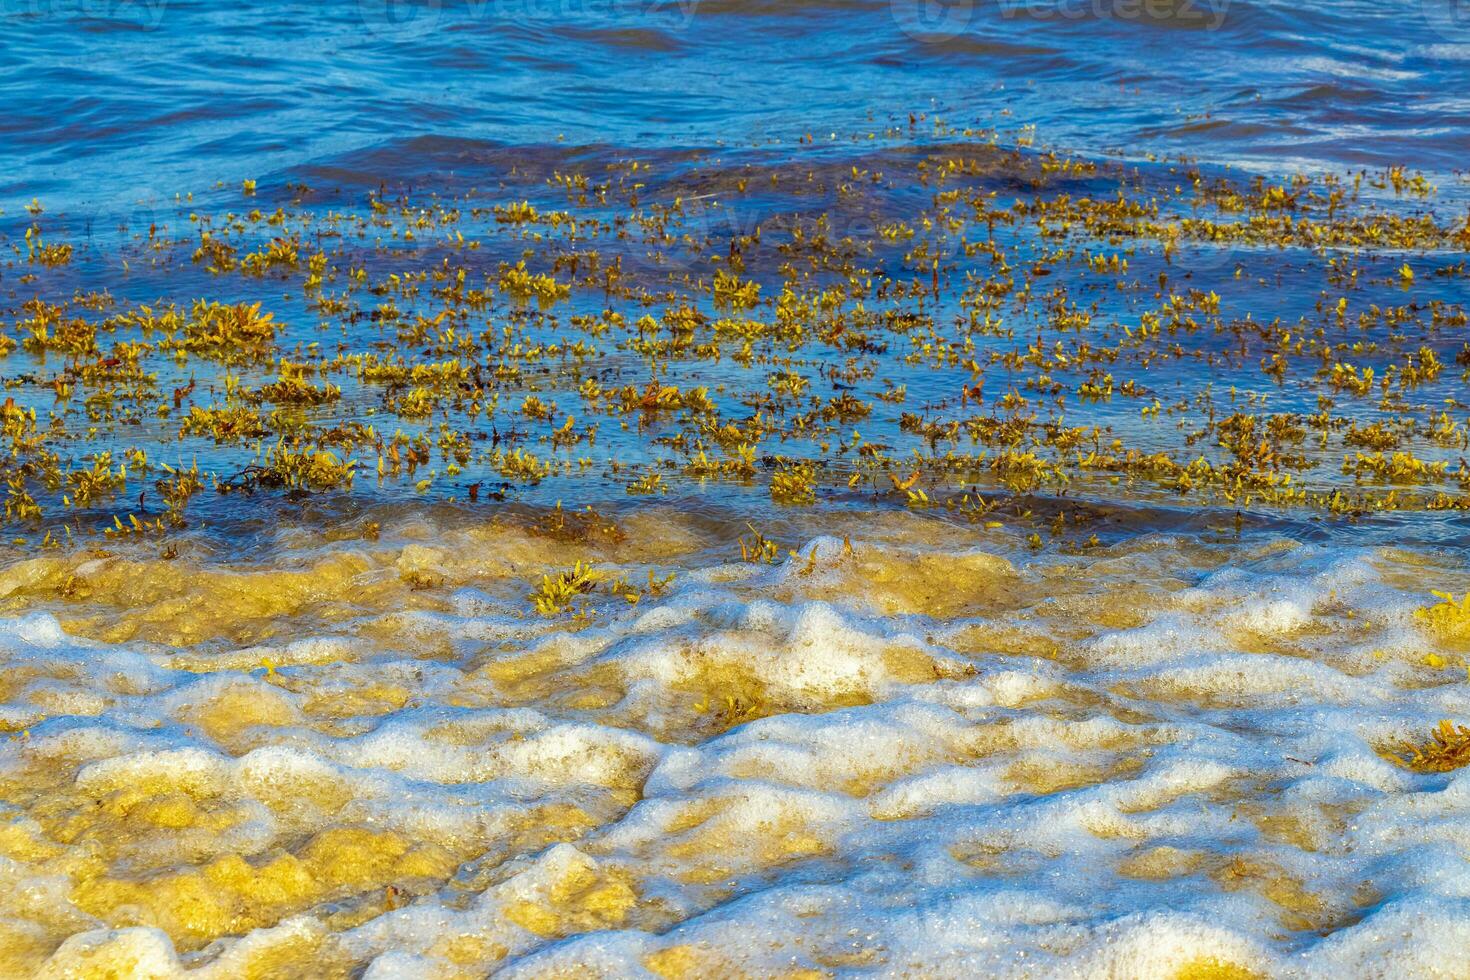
<box><xmin>3</xmin><ymin>1</ymin><xmax>1470</xmax><ymax>978</ymax></box>
<box><xmin>5</xmin><ymin>0</ymin><xmax>1470</xmax><ymax>211</ymax></box>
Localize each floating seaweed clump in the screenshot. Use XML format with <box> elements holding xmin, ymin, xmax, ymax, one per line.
<box><xmin>1414</xmin><ymin>591</ymin><xmax>1470</xmax><ymax>641</ymax></box>
<box><xmin>739</xmin><ymin>523</ymin><xmax>781</xmax><ymax>563</ymax></box>
<box><xmin>1390</xmin><ymin>720</ymin><xmax>1470</xmax><ymax>773</ymax></box>
<box><xmin>528</xmin><ymin>560</ymin><xmax>601</xmax><ymax>616</ymax></box>
<box><xmin>220</xmin><ymin>442</ymin><xmax>357</xmax><ymax>493</ymax></box>
<box><xmin>178</xmin><ymin>300</ymin><xmax>279</xmax><ymax>360</ymax></box>
<box><xmin>770</xmin><ymin>462</ymin><xmax>817</xmax><ymax>505</ymax></box>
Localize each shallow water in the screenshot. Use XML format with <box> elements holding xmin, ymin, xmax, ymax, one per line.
<box><xmin>5</xmin><ymin>0</ymin><xmax>1470</xmax><ymax>977</ymax></box>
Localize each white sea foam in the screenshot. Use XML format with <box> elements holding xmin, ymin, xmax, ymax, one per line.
<box><xmin>2</xmin><ymin>521</ymin><xmax>1469</xmax><ymax>977</ymax></box>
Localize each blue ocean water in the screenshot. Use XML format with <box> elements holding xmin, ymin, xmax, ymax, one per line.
<box><xmin>5</xmin><ymin>0</ymin><xmax>1469</xmax><ymax>219</ymax></box>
